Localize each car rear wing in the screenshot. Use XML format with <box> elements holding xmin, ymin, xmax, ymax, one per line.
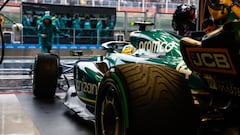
<box><xmin>132</xmin><ymin>21</ymin><xmax>154</xmax><ymax>31</ymax></box>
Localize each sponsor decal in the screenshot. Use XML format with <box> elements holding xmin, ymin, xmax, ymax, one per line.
<box><xmin>217</xmin><ymin>84</ymin><xmax>240</xmax><ymax>96</ymax></box>
<box><xmin>75</xmin><ymin>80</ymin><xmax>99</xmax><ymax>95</ymax></box>
<box><xmin>139</xmin><ymin>41</ymin><xmax>164</xmax><ymax>53</ymax></box>
<box><xmin>138</xmin><ymin>41</ymin><xmax>178</xmax><ymax>53</ymax></box>
<box><xmin>186</xmin><ymin>48</ymin><xmax>237</xmax><ymax>74</ymax></box>
<box><xmin>205</xmin><ymin>75</ymin><xmax>240</xmax><ymax>96</ymax></box>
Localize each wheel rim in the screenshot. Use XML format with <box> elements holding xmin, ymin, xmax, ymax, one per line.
<box><xmin>100</xmin><ymin>84</ymin><xmax>124</xmax><ymax>135</ymax></box>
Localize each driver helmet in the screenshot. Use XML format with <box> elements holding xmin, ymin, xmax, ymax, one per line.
<box><xmin>180</xmin><ymin>3</ymin><xmax>191</xmax><ymax>12</ymax></box>
<box><xmin>180</xmin><ymin>3</ymin><xmax>195</xmax><ymax>12</ymax></box>
<box><xmin>121</xmin><ymin>44</ymin><xmax>136</xmax><ymax>54</ymax></box>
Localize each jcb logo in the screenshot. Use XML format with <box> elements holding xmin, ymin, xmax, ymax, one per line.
<box><xmin>186</xmin><ymin>48</ymin><xmax>237</xmax><ymax>74</ymax></box>
<box><xmin>192</xmin><ymin>53</ymin><xmax>230</xmax><ymax>68</ymax></box>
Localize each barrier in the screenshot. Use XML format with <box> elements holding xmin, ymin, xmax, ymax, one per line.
<box><xmin>1</xmin><ymin>43</ymin><xmax>101</xmax><ymax>49</ymax></box>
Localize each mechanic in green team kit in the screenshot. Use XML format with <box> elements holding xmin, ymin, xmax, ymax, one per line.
<box><xmin>37</xmin><ymin>12</ymin><xmax>69</xmax><ymax>53</ymax></box>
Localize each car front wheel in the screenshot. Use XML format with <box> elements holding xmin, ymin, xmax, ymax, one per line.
<box><xmin>95</xmin><ymin>63</ymin><xmax>198</xmax><ymax>135</ymax></box>
<box><xmin>33</xmin><ymin>53</ymin><xmax>59</xmax><ymax>98</ymax></box>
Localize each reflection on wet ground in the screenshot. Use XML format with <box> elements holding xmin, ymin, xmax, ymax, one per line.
<box><xmin>0</xmin><ymin>94</ymin><xmax>41</xmax><ymax>135</ymax></box>
<box><xmin>0</xmin><ymin>59</ymin><xmax>75</xmax><ymax>93</ymax></box>
<box><xmin>0</xmin><ymin>59</ymin><xmax>94</xmax><ymax>135</ymax></box>
<box><xmin>0</xmin><ymin>59</ymin><xmax>33</xmax><ymax>93</ymax></box>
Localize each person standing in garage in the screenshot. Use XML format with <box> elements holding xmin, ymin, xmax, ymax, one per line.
<box><xmin>172</xmin><ymin>3</ymin><xmax>196</xmax><ymax>37</ymax></box>
<box><xmin>37</xmin><ymin>14</ymin><xmax>69</xmax><ymax>53</ymax></box>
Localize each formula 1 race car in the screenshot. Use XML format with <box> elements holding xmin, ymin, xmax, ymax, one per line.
<box><xmin>32</xmin><ymin>22</ymin><xmax>199</xmax><ymax>135</ymax></box>
<box><xmin>181</xmin><ymin>21</ymin><xmax>240</xmax><ymax>133</ymax></box>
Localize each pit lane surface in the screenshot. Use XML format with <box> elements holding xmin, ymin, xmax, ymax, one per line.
<box><xmin>0</xmin><ymin>59</ymin><xmax>94</xmax><ymax>135</ymax></box>
<box><xmin>1</xmin><ymin>59</ymin><xmax>239</xmax><ymax>135</ymax></box>
<box><xmin>17</xmin><ymin>93</ymin><xmax>95</xmax><ymax>135</ymax></box>
<box><xmin>0</xmin><ymin>93</ymin><xmax>94</xmax><ymax>135</ymax></box>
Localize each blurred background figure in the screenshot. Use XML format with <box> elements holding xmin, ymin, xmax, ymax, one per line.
<box><xmin>52</xmin><ymin>13</ymin><xmax>61</xmax><ymax>44</ymax></box>
<box><xmin>83</xmin><ymin>16</ymin><xmax>92</xmax><ymax>37</ymax></box>
<box><xmin>96</xmin><ymin>16</ymin><xmax>103</xmax><ymax>44</ymax></box>
<box><xmin>37</xmin><ymin>13</ymin><xmax>69</xmax><ymax>53</ymax></box>
<box><xmin>22</xmin><ymin>14</ymin><xmax>31</xmax><ymax>27</ymax></box>
<box><xmin>72</xmin><ymin>14</ymin><xmax>82</xmax><ymax>38</ymax></box>
<box><xmin>103</xmin><ymin>17</ymin><xmax>114</xmax><ymax>37</ymax></box>
<box><xmin>172</xmin><ymin>3</ymin><xmax>196</xmax><ymax>37</ymax></box>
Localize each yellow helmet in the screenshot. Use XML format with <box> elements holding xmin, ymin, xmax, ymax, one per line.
<box><xmin>121</xmin><ymin>45</ymin><xmax>136</xmax><ymax>54</ymax></box>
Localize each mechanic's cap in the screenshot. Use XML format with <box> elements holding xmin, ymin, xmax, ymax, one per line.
<box><xmin>121</xmin><ymin>45</ymin><xmax>136</xmax><ymax>54</ymax></box>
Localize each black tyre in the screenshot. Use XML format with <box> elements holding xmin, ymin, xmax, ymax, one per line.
<box><xmin>95</xmin><ymin>63</ymin><xmax>198</xmax><ymax>135</ymax></box>
<box><xmin>33</xmin><ymin>53</ymin><xmax>59</xmax><ymax>98</ymax></box>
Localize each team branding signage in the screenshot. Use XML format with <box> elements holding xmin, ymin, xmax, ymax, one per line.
<box><xmin>138</xmin><ymin>41</ymin><xmax>165</xmax><ymax>53</ymax></box>
<box><xmin>75</xmin><ymin>80</ymin><xmax>99</xmax><ymax>96</ymax></box>
<box><xmin>185</xmin><ymin>47</ymin><xmax>237</xmax><ymax>75</ymax></box>
<box><xmin>3</xmin><ymin>43</ymin><xmax>101</xmax><ymax>49</ymax></box>
<box><xmin>204</xmin><ymin>74</ymin><xmax>240</xmax><ymax>96</ymax></box>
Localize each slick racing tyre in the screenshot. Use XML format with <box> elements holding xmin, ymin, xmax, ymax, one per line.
<box><xmin>95</xmin><ymin>63</ymin><xmax>198</xmax><ymax>135</ymax></box>
<box><xmin>33</xmin><ymin>53</ymin><xmax>59</xmax><ymax>98</ymax></box>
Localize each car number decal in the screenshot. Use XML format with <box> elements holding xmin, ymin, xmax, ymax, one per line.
<box><xmin>176</xmin><ymin>60</ymin><xmax>192</xmax><ymax>79</ymax></box>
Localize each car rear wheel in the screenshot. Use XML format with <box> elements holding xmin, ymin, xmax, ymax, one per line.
<box><xmin>33</xmin><ymin>53</ymin><xmax>59</xmax><ymax>98</ymax></box>
<box><xmin>95</xmin><ymin>63</ymin><xmax>198</xmax><ymax>135</ymax></box>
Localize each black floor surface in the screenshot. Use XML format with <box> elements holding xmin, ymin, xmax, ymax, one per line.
<box><xmin>16</xmin><ymin>93</ymin><xmax>94</xmax><ymax>135</ymax></box>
